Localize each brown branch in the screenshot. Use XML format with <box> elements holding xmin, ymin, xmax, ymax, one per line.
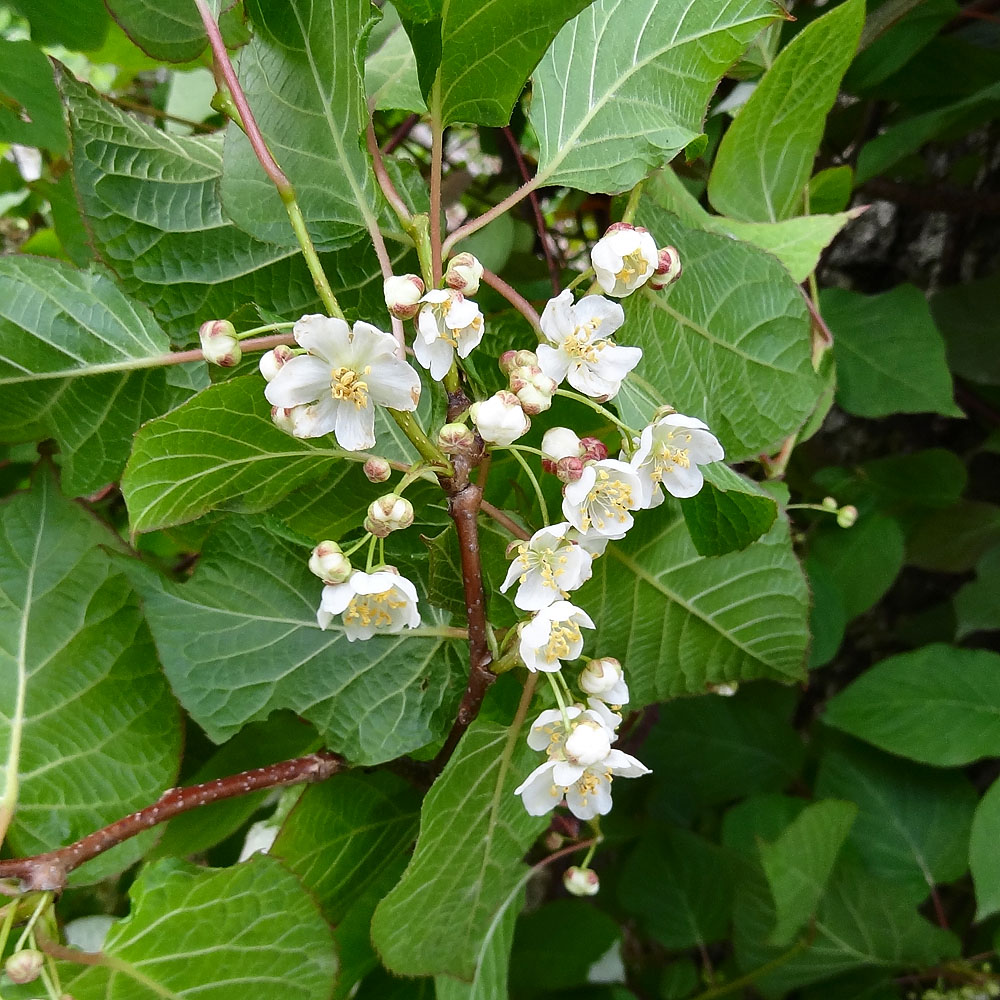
<box><xmin>481</xmin><ymin>267</ymin><xmax>542</xmax><ymax>335</ymax></box>
<box><xmin>0</xmin><ymin>752</ymin><xmax>344</xmax><ymax>892</ymax></box>
<box><xmin>502</xmin><ymin>126</ymin><xmax>561</xmax><ymax>295</ymax></box>
<box><xmin>382</xmin><ymin>113</ymin><xmax>420</xmax><ymax>155</ymax></box>
<box><xmin>480</xmin><ymin>500</ymin><xmax>530</xmax><ymax>540</ymax></box>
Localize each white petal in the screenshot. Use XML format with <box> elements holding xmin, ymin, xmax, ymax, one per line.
<box><xmin>606</xmin><ymin>749</ymin><xmax>651</xmax><ymax>777</ymax></box>
<box><xmin>318</xmin><ymin>581</ymin><xmax>354</xmax><ymax>616</ymax></box>
<box><xmin>414</xmin><ymin>335</ymin><xmax>455</xmax><ymax>382</ymax></box>
<box><xmin>567</xmin><ymin>363</ymin><xmax>622</xmax><ymax>400</ymax></box>
<box><xmin>417</xmin><ymin>306</ymin><xmax>443</xmax><ymax>344</ymax></box>
<box><xmin>515</xmin><ymin>572</ymin><xmax>562</xmax><ymax>612</ymax></box>
<box><xmin>514</xmin><ymin>761</ymin><xmax>562</xmax><ymax>816</ymax></box>
<box><xmin>539</xmin><ymin>289</ymin><xmax>574</xmax><ymax>342</ymax></box>
<box><xmin>446</xmin><ymin>295</ymin><xmax>480</xmax><ymax>330</ymax></box>
<box><xmin>291</xmin><ymin>397</ymin><xmax>339</xmax><ymax>438</ymax></box>
<box><xmin>368</xmin><ymin>356</ymin><xmax>422</xmax><ymax>410</ymax></box>
<box><xmin>553</xmin><ymin>761</ymin><xmax>586</xmax><ymax>786</ymax></box>
<box><xmin>294</xmin><ymin>314</ymin><xmax>350</xmax><ymax>363</ymax></box>
<box><xmin>573</xmin><ymin>295</ymin><xmax>624</xmax><ymax>337</ymax></box>
<box><xmin>536</xmin><ymin>344</ymin><xmax>571</xmax><ymax>385</ymax></box>
<box><xmin>264</xmin><ymin>355</ymin><xmax>330</xmax><ymax>408</ymax></box>
<box><xmin>334</xmin><ymin>401</ymin><xmax>377</xmax><ymax>451</ymax></box>
<box><xmin>565</xmin><ymin>770</ymin><xmax>613</xmax><ymax>819</ymax></box>
<box><xmin>500</xmin><ymin>557</ymin><xmax>523</xmax><ymax>595</ymax></box>
<box><xmin>661</xmin><ymin>462</ymin><xmax>705</xmax><ymax>499</ymax></box>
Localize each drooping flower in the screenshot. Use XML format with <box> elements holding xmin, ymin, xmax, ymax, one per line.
<box><xmin>519</xmin><ymin>600</ymin><xmax>595</xmax><ymax>672</ymax></box>
<box><xmin>629</xmin><ymin>412</ymin><xmax>724</xmax><ymax>504</ymax></box>
<box><xmin>564</xmin><ymin>866</ymin><xmax>600</xmax><ymax>896</ymax></box>
<box><xmin>501</xmin><ymin>522</ymin><xmax>593</xmax><ymax>611</ymax></box>
<box><xmin>590</xmin><ymin>224</ymin><xmax>658</xmax><ymax>297</ymax></box>
<box><xmin>199</xmin><ymin>319</ymin><xmax>241</xmax><ymax>367</ymax></box>
<box><xmin>579</xmin><ymin>657</ymin><xmax>629</xmax><ymax>706</ymax></box>
<box><xmin>384</xmin><ymin>273</ymin><xmax>425</xmax><ymax>320</ymax></box>
<box><xmin>470</xmin><ymin>390</ymin><xmax>530</xmax><ymax>446</ymax></box>
<box><xmin>562</xmin><ymin>459</ymin><xmax>643</xmax><ymax>538</ymax></box>
<box><xmin>414</xmin><ymin>289</ymin><xmax>485</xmax><ymax>380</ymax></box>
<box><xmin>365</xmin><ymin>493</ymin><xmax>415</xmax><ymax>537</ymax></box>
<box><xmin>264</xmin><ymin>314</ymin><xmax>421</xmax><ymax>451</ymax></box>
<box><xmin>537</xmin><ymin>290</ymin><xmax>641</xmax><ymax>400</ymax></box>
<box><xmin>317</xmin><ymin>568</ymin><xmax>420</xmax><ymax>639</ymax></box>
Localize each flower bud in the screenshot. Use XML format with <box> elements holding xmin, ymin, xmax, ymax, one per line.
<box><xmin>541</xmin><ymin>427</ymin><xmax>584</xmax><ymax>475</ymax></box>
<box><xmin>544</xmin><ymin>830</ymin><xmax>564</xmax><ymax>852</ymax></box>
<box><xmin>652</xmin><ymin>403</ymin><xmax>678</xmax><ymax>421</ymax></box>
<box><xmin>837</xmin><ymin>505</ymin><xmax>858</xmax><ymax>528</ymax></box>
<box><xmin>556</xmin><ymin>456</ymin><xmax>585</xmax><ymax>483</ymax></box>
<box><xmin>563</xmin><ymin>866</ymin><xmax>600</xmax><ymax>897</ymax></box>
<box><xmin>565</xmin><ymin>721</ymin><xmax>611</xmax><ymax>766</ymax></box>
<box><xmin>199</xmin><ymin>319</ymin><xmax>242</xmax><ymax>367</ymax></box>
<box><xmin>438</xmin><ymin>422</ymin><xmax>476</xmax><ymax>454</ymax></box>
<box><xmin>363</xmin><ymin>457</ymin><xmax>392</xmax><ymax>483</ymax></box>
<box><xmin>5</xmin><ymin>949</ymin><xmax>44</xmax><ymax>985</ymax></box>
<box><xmin>499</xmin><ymin>349</ymin><xmax>538</xmax><ymax>374</ymax></box>
<box><xmin>384</xmin><ymin>274</ymin><xmax>425</xmax><ymax>320</ymax></box>
<box><xmin>308</xmin><ymin>541</ymin><xmax>352</xmax><ymax>585</ymax></box>
<box><xmin>258</xmin><ymin>344</ymin><xmax>294</xmax><ymax>382</ymax></box>
<box><xmin>579</xmin><ymin>436</ymin><xmax>608</xmax><ymax>463</ymax></box>
<box><xmin>510</xmin><ymin>365</ymin><xmax>557</xmax><ymax>416</ymax></box>
<box><xmin>444</xmin><ymin>252</ymin><xmax>484</xmax><ymax>295</ymax></box>
<box><xmin>579</xmin><ymin>657</ymin><xmax>624</xmax><ymax>697</ymax></box>
<box><xmin>821</xmin><ymin>496</ymin><xmax>839</xmax><ymax>511</ymax></box>
<box><xmin>365</xmin><ymin>493</ymin><xmax>414</xmax><ymax>537</ymax></box>
<box><xmin>271</xmin><ymin>405</ymin><xmax>298</xmax><ymax>435</ymax></box>
<box><xmin>469</xmin><ymin>391</ymin><xmax>530</xmax><ymax>447</ymax></box>
<box><xmin>648</xmin><ymin>245</ymin><xmax>682</xmax><ymax>290</ymax></box>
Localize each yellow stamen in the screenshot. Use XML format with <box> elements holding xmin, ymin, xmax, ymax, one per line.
<box><xmin>344</xmin><ymin>588</ymin><xmax>407</xmax><ymax>629</ymax></box>
<box><xmin>330</xmin><ymin>365</ymin><xmax>369</xmax><ymax>409</ymax></box>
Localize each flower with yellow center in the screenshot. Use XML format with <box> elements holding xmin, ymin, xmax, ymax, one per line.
<box><xmin>562</xmin><ymin>459</ymin><xmax>643</xmax><ymax>539</ymax></box>
<box><xmin>590</xmin><ymin>225</ymin><xmax>658</xmax><ymax>298</ymax></box>
<box><xmin>264</xmin><ymin>314</ymin><xmax>421</xmax><ymax>451</ymax></box>
<box><xmin>500</xmin><ymin>522</ymin><xmax>593</xmax><ymax>611</ymax></box>
<box><xmin>538</xmin><ymin>290</ymin><xmax>641</xmax><ymax>400</ymax></box>
<box><xmin>519</xmin><ymin>600</ymin><xmax>595</xmax><ymax>673</ymax></box>
<box><xmin>316</xmin><ymin>567</ymin><xmax>420</xmax><ymax>640</ymax></box>
<box><xmin>414</xmin><ymin>289</ymin><xmax>485</xmax><ymax>380</ymax></box>
<box><xmin>629</xmin><ymin>412</ymin><xmax>724</xmax><ymax>505</ymax></box>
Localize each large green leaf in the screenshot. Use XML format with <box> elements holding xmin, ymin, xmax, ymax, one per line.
<box><xmin>127</xmin><ymin>516</ymin><xmax>464</xmax><ymax>764</ymax></box>
<box><xmin>64</xmin><ymin>856</ymin><xmax>337</xmax><ymax>999</ymax></box>
<box><xmin>65</xmin><ymin>74</ymin><xmax>391</xmax><ymax>339</ymax></box>
<box><xmin>824</xmin><ymin>645</ymin><xmax>1000</xmax><ymax>766</ymax></box>
<box><xmin>682</xmin><ymin>463</ymin><xmax>777</xmax><ymax>556</ymax></box>
<box><xmin>822</xmin><ymin>286</ymin><xmax>962</xmax><ymax>418</ymax></box>
<box><xmin>577</xmin><ymin>494</ymin><xmax>809</xmax><ymax>705</ymax></box>
<box><xmin>0</xmin><ymin>468</ymin><xmax>180</xmax><ymax>882</ymax></box>
<box><xmin>366</xmin><ymin>2</ymin><xmax>426</xmax><ymax>113</ymax></box>
<box><xmin>371</xmin><ymin>709</ymin><xmax>547</xmax><ymax>980</ymax></box>
<box><xmin>970</xmin><ymin>778</ymin><xmax>1000</xmax><ymax>921</ymax></box>
<box><xmin>618</xmin><ymin>206</ymin><xmax>823</xmax><ymax>461</ymax></box>
<box><xmin>527</xmin><ymin>0</ymin><xmax>779</xmax><ymax>193</ymax></box>
<box><xmin>104</xmin><ymin>0</ymin><xmax>216</xmax><ymax>62</ymax></box>
<box><xmin>0</xmin><ymin>255</ymin><xmax>195</xmax><ymax>496</ymax></box>
<box><xmin>708</xmin><ymin>0</ymin><xmax>864</xmax><ymax>221</ymax></box>
<box><xmin>954</xmin><ymin>546</ymin><xmax>1000</xmax><ymax>639</ymax></box>
<box><xmin>8</xmin><ymin>0</ymin><xmax>110</xmax><ymax>50</ymax></box>
<box><xmin>222</xmin><ymin>0</ymin><xmax>381</xmax><ymax>252</ymax></box>
<box><xmin>0</xmin><ymin>40</ymin><xmax>67</xmax><ymax>153</ymax></box>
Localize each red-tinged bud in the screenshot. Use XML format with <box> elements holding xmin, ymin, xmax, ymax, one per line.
<box><xmin>384</xmin><ymin>274</ymin><xmax>425</xmax><ymax>320</ymax></box>
<box><xmin>199</xmin><ymin>319</ymin><xmax>241</xmax><ymax>367</ymax></box>
<box><xmin>556</xmin><ymin>456</ymin><xmax>585</xmax><ymax>483</ymax></box>
<box><xmin>444</xmin><ymin>252</ymin><xmax>484</xmax><ymax>295</ymax></box>
<box><xmin>366</xmin><ymin>493</ymin><xmax>415</xmax><ymax>537</ymax></box>
<box><xmin>5</xmin><ymin>949</ymin><xmax>44</xmax><ymax>985</ymax></box>
<box><xmin>579</xmin><ymin>436</ymin><xmax>608</xmax><ymax>462</ymax></box>
<box><xmin>649</xmin><ymin>245</ymin><xmax>682</xmax><ymax>290</ymax></box>
<box><xmin>604</xmin><ymin>221</ymin><xmax>634</xmax><ymax>235</ymax></box>
<box><xmin>837</xmin><ymin>505</ymin><xmax>858</xmax><ymax>528</ymax></box>
<box><xmin>499</xmin><ymin>350</ymin><xmax>519</xmax><ymax>373</ymax></box>
<box><xmin>309</xmin><ymin>541</ymin><xmax>352</xmax><ymax>585</ymax></box>
<box><xmin>437</xmin><ymin>422</ymin><xmax>476</xmax><ymax>455</ymax></box>
<box><xmin>259</xmin><ymin>344</ymin><xmax>294</xmax><ymax>381</ymax></box>
<box><xmin>563</xmin><ymin>866</ymin><xmax>600</xmax><ymax>897</ymax></box>
<box><xmin>363</xmin><ymin>457</ymin><xmax>392</xmax><ymax>483</ymax></box>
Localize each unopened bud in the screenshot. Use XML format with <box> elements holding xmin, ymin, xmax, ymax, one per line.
<box><xmin>544</xmin><ymin>831</ymin><xmax>564</xmax><ymax>852</ymax></box>
<box><xmin>499</xmin><ymin>349</ymin><xmax>538</xmax><ymax>374</ymax></box>
<box><xmin>470</xmin><ymin>391</ymin><xmax>530</xmax><ymax>447</ymax></box>
<box><xmin>579</xmin><ymin>656</ymin><xmax>624</xmax><ymax>697</ymax></box>
<box><xmin>258</xmin><ymin>344</ymin><xmax>294</xmax><ymax>382</ymax></box>
<box><xmin>579</xmin><ymin>436</ymin><xmax>608</xmax><ymax>462</ymax></box>
<box><xmin>541</xmin><ymin>427</ymin><xmax>584</xmax><ymax>473</ymax></box>
<box><xmin>271</xmin><ymin>405</ymin><xmax>298</xmax><ymax>435</ymax></box>
<box><xmin>363</xmin><ymin>457</ymin><xmax>392</xmax><ymax>483</ymax></box>
<box><xmin>384</xmin><ymin>274</ymin><xmax>425</xmax><ymax>320</ymax></box>
<box><xmin>837</xmin><ymin>505</ymin><xmax>858</xmax><ymax>528</ymax></box>
<box><xmin>821</xmin><ymin>496</ymin><xmax>838</xmax><ymax>511</ymax></box>
<box><xmin>5</xmin><ymin>949</ymin><xmax>44</xmax><ymax>985</ymax></box>
<box><xmin>199</xmin><ymin>319</ymin><xmax>242</xmax><ymax>367</ymax></box>
<box><xmin>563</xmin><ymin>866</ymin><xmax>600</xmax><ymax>897</ymax></box>
<box><xmin>444</xmin><ymin>252</ymin><xmax>484</xmax><ymax>295</ymax></box>
<box><xmin>556</xmin><ymin>456</ymin><xmax>585</xmax><ymax>483</ymax></box>
<box><xmin>366</xmin><ymin>493</ymin><xmax>414</xmax><ymax>537</ymax></box>
<box><xmin>309</xmin><ymin>541</ymin><xmax>352</xmax><ymax>585</ymax></box>
<box><xmin>648</xmin><ymin>245</ymin><xmax>682</xmax><ymax>289</ymax></box>
<box><xmin>438</xmin><ymin>422</ymin><xmax>476</xmax><ymax>454</ymax></box>
<box><xmin>510</xmin><ymin>366</ymin><xmax>557</xmax><ymax>416</ymax></box>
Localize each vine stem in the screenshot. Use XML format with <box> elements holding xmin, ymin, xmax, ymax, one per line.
<box><xmin>0</xmin><ymin>752</ymin><xmax>344</xmax><ymax>892</ymax></box>
<box><xmin>480</xmin><ymin>500</ymin><xmax>530</xmax><ymax>540</ymax></box>
<box><xmin>505</xmin><ymin>445</ymin><xmax>549</xmax><ymax>526</ymax></box>
<box><xmin>443</xmin><ymin>177</ymin><xmax>538</xmax><ymax>259</ymax></box>
<box><xmin>430</xmin><ymin>83</ymin><xmax>444</xmax><ymax>284</ymax></box>
<box><xmin>687</xmin><ymin>938</ymin><xmax>810</xmax><ymax>1000</ymax></box>
<box><xmin>481</xmin><ymin>268</ymin><xmax>542</xmax><ymax>335</ymax></box>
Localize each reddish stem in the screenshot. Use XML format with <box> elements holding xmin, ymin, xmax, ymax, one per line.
<box><xmin>382</xmin><ymin>113</ymin><xmax>420</xmax><ymax>155</ymax></box>
<box><xmin>481</xmin><ymin>267</ymin><xmax>542</xmax><ymax>334</ymax></box>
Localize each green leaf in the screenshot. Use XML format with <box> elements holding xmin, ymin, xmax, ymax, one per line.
<box><xmin>65</xmin><ymin>74</ymin><xmax>392</xmax><ymax>340</ymax></box>
<box><xmin>908</xmin><ymin>501</ymin><xmax>1000</xmax><ymax>574</ymax></box>
<box><xmin>931</xmin><ymin>274</ymin><xmax>1000</xmax><ymax>387</ymax></box>
<box><xmin>222</xmin><ymin>0</ymin><xmax>380</xmax><ymax>252</ymax></box>
<box><xmin>954</xmin><ymin>546</ymin><xmax>1000</xmax><ymax>639</ymax></box>
<box><xmin>0</xmin><ymin>255</ymin><xmax>194</xmax><ymax>496</ymax></box>
<box><xmin>806</xmin><ymin>165</ymin><xmax>853</xmax><ymax>215</ymax></box>
<box><xmin>366</xmin><ymin>2</ymin><xmax>426</xmax><ymax>112</ymax></box>
<box><xmin>816</xmin><ymin>740</ymin><xmax>977</xmax><ymax>902</ymax></box>
<box><xmin>709</xmin><ymin>0</ymin><xmax>864</xmax><ymax>221</ymax></box>
<box><xmin>127</xmin><ymin>515</ymin><xmax>464</xmax><ymax>764</ymax></box>
<box><xmin>578</xmin><ymin>493</ymin><xmax>809</xmax><ymax>703</ymax></box>
<box><xmin>527</xmin><ymin>0</ymin><xmax>779</xmax><ymax>194</ymax></box>
<box><xmin>64</xmin><ymin>856</ymin><xmax>337</xmax><ymax>999</ymax></box>
<box><xmin>970</xmin><ymin>778</ymin><xmax>1000</xmax><ymax>921</ymax></box>
<box><xmin>0</xmin><ymin>467</ymin><xmax>180</xmax><ymax>882</ymax></box>
<box><xmin>619</xmin><ymin>825</ymin><xmax>739</xmax><ymax>948</ymax></box>
<box><xmin>682</xmin><ymin>463</ymin><xmax>777</xmax><ymax>556</ymax></box>
<box><xmin>434</xmin><ymin>0</ymin><xmax>593</xmax><ymax>128</ymax></box>
<box><xmin>371</xmin><ymin>709</ymin><xmax>547</xmax><ymax>980</ymax></box>
<box><xmin>822</xmin><ymin>285</ymin><xmax>962</xmax><ymax>418</ymax></box>
<box><xmin>806</xmin><ymin>558</ymin><xmax>845</xmax><ymax>669</ymax></box>
<box><xmin>620</xmin><ymin>206</ymin><xmax>824</xmax><ymax>462</ymax></box>
<box><xmin>9</xmin><ymin>0</ymin><xmax>110</xmax><ymax>50</ymax></box>
<box><xmin>103</xmin><ymin>0</ymin><xmax>217</xmax><ymax>62</ymax></box>
<box><xmin>824</xmin><ymin>645</ymin><xmax>1000</xmax><ymax>766</ymax></box>
<box><xmin>0</xmin><ymin>40</ymin><xmax>67</xmax><ymax>152</ymax></box>
<box><xmin>759</xmin><ymin>800</ymin><xmax>857</xmax><ymax>946</ymax></box>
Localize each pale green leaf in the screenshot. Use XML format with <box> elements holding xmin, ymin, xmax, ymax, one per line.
<box><xmin>709</xmin><ymin>0</ymin><xmax>864</xmax><ymax>221</ymax></box>
<box><xmin>103</xmin><ymin>0</ymin><xmax>219</xmax><ymax>62</ymax></box>
<box><xmin>0</xmin><ymin>39</ymin><xmax>67</xmax><ymax>152</ymax></box>
<box><xmin>970</xmin><ymin>778</ymin><xmax>1000</xmax><ymax>921</ymax></box>
<box><xmin>127</xmin><ymin>516</ymin><xmax>464</xmax><ymax>764</ymax></box>
<box><xmin>64</xmin><ymin>856</ymin><xmax>337</xmax><ymax>999</ymax></box>
<box><xmin>371</xmin><ymin>710</ymin><xmax>546</xmax><ymax>980</ymax></box>
<box><xmin>682</xmin><ymin>463</ymin><xmax>777</xmax><ymax>556</ymax></box>
<box><xmin>824</xmin><ymin>645</ymin><xmax>1000</xmax><ymax>766</ymax></box>
<box><xmin>528</xmin><ymin>0</ymin><xmax>779</xmax><ymax>194</ymax></box>
<box><xmin>0</xmin><ymin>467</ymin><xmax>180</xmax><ymax>882</ymax></box>
<box><xmin>760</xmin><ymin>800</ymin><xmax>857</xmax><ymax>946</ymax></box>
<box><xmin>366</xmin><ymin>3</ymin><xmax>426</xmax><ymax>113</ymax></box>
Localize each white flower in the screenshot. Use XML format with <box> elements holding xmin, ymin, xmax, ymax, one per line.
<box><xmin>384</xmin><ymin>274</ymin><xmax>425</xmax><ymax>320</ymax></box>
<box><xmin>591</xmin><ymin>224</ymin><xmax>658</xmax><ymax>297</ymax></box>
<box><xmin>500</xmin><ymin>522</ymin><xmax>592</xmax><ymax>611</ymax></box>
<box><xmin>414</xmin><ymin>289</ymin><xmax>485</xmax><ymax>380</ymax></box>
<box><xmin>264</xmin><ymin>315</ymin><xmax>421</xmax><ymax>451</ymax></box>
<box><xmin>579</xmin><ymin>657</ymin><xmax>629</xmax><ymax>706</ymax></box>
<box><xmin>317</xmin><ymin>568</ymin><xmax>420</xmax><ymax>640</ymax></box>
<box><xmin>629</xmin><ymin>412</ymin><xmax>724</xmax><ymax>504</ymax></box>
<box><xmin>514</xmin><ymin>750</ymin><xmax>650</xmax><ymax>820</ymax></box>
<box><xmin>538</xmin><ymin>290</ymin><xmax>641</xmax><ymax>400</ymax></box>
<box><xmin>562</xmin><ymin>459</ymin><xmax>643</xmax><ymax>538</ymax></box>
<box><xmin>470</xmin><ymin>390</ymin><xmax>530</xmax><ymax>446</ymax></box>
<box><xmin>519</xmin><ymin>600</ymin><xmax>594</xmax><ymax>672</ymax></box>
